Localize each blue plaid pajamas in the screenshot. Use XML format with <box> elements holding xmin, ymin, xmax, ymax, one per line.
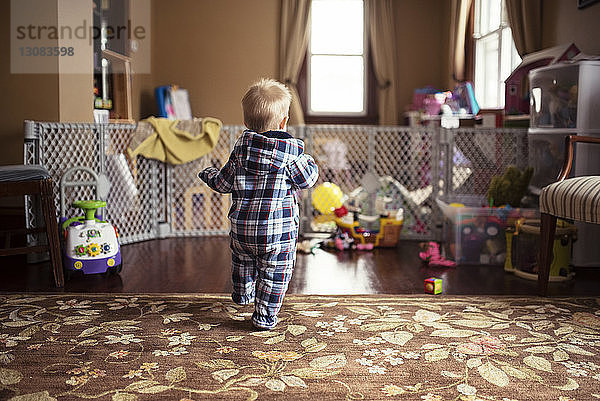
<box><xmin>199</xmin><ymin>130</ymin><xmax>318</xmax><ymax>329</ymax></box>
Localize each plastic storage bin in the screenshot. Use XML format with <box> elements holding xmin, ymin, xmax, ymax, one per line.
<box><xmin>528</xmin><ymin>60</ymin><xmax>600</xmax><ymax>267</ymax></box>
<box><xmin>437</xmin><ymin>196</ymin><xmax>538</xmax><ymax>265</ymax></box>
<box><xmin>529</xmin><ymin>60</ymin><xmax>600</xmax><ymax>132</ymax></box>
<box><xmin>528</xmin><ymin>60</ymin><xmax>600</xmax><ymax>193</ymax></box>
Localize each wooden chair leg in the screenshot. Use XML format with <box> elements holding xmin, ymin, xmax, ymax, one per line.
<box><xmin>538</xmin><ymin>212</ymin><xmax>557</xmax><ymax>296</ymax></box>
<box><xmin>41</xmin><ymin>179</ymin><xmax>64</xmax><ymax>288</ymax></box>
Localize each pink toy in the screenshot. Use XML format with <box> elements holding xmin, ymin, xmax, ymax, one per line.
<box><xmin>355</xmin><ymin>243</ymin><xmax>374</xmax><ymax>251</ymax></box>
<box><xmin>332</xmin><ymin>231</ymin><xmax>373</xmax><ymax>251</ymax></box>
<box><xmin>334</xmin><ymin>232</ymin><xmax>354</xmax><ymax>251</ymax></box>
<box><xmin>334</xmin><ymin>237</ymin><xmax>344</xmax><ymax>251</ymax></box>
<box><xmin>419</xmin><ymin>241</ymin><xmax>456</xmax><ymax>267</ymax></box>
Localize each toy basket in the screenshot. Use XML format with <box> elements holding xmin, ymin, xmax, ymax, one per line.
<box><xmin>507</xmin><ymin>219</ymin><xmax>576</xmax><ymax>281</ymax></box>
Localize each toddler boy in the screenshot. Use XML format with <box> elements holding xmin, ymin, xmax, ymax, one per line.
<box><xmin>199</xmin><ymin>78</ymin><xmax>319</xmax><ymax>329</ymax></box>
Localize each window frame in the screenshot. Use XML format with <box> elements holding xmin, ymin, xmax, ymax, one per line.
<box><xmin>298</xmin><ymin>0</ymin><xmax>378</xmax><ymax>124</ymax></box>
<box><xmin>472</xmin><ymin>0</ymin><xmax>521</xmax><ymax>110</ymax></box>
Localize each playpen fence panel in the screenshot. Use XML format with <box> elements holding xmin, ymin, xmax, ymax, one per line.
<box><xmin>37</xmin><ymin>123</ymin><xmax>103</xmax><ymax>215</ymax></box>
<box><xmin>447</xmin><ymin>128</ymin><xmax>529</xmax><ymax>198</ymax></box>
<box><xmin>303</xmin><ymin>126</ymin><xmax>369</xmax><ymax>234</ymax></box>
<box><xmin>100</xmin><ymin>124</ymin><xmax>161</xmax><ymax>244</ymax></box>
<box><xmin>24</xmin><ymin>122</ymin><xmax>162</xmax><ymax>245</ymax></box>
<box><xmin>168</xmin><ymin>125</ymin><xmax>245</xmax><ymax>236</ymax></box>
<box><xmin>373</xmin><ymin>127</ymin><xmax>437</xmax><ymax>239</ymax></box>
<box><xmin>24</xmin><ymin>121</ymin><xmax>528</xmax><ymax>246</ymax></box>
<box><xmin>307</xmin><ymin>125</ymin><xmax>370</xmax><ymax>193</ymax></box>
<box><xmin>24</xmin><ymin>123</ymin><xmax>42</xmax><ymax>245</ymax></box>
<box><xmin>156</xmin><ymin>163</ymin><xmax>168</xmax><ymax>225</ymax></box>
<box><xmin>24</xmin><ymin>123</ymin><xmax>103</xmax><ymax>245</ymax></box>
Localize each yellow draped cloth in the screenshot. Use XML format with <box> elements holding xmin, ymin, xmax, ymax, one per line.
<box><xmin>128</xmin><ymin>117</ymin><xmax>222</xmax><ymax>165</ymax></box>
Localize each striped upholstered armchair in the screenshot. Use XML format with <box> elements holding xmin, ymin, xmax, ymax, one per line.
<box><xmin>538</xmin><ymin>135</ymin><xmax>600</xmax><ymax>296</ymax></box>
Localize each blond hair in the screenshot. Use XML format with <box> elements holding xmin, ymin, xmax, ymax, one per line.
<box><xmin>242</xmin><ymin>78</ymin><xmax>291</xmax><ymax>132</ymax></box>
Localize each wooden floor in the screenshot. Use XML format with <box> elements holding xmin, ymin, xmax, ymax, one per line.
<box><xmin>1</xmin><ymin>236</ymin><xmax>599</xmax><ymax>296</ymax></box>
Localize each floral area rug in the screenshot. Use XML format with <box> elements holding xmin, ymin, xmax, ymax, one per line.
<box><xmin>1</xmin><ymin>294</ymin><xmax>600</xmax><ymax>401</ymax></box>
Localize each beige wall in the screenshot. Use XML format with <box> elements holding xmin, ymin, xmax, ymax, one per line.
<box><xmin>136</xmin><ymin>0</ymin><xmax>280</xmax><ymax>124</ymax></box>
<box><xmin>393</xmin><ymin>0</ymin><xmax>450</xmax><ymax>116</ymax></box>
<box><xmin>0</xmin><ymin>1</ymin><xmax>59</xmax><ymax>165</ymax></box>
<box><xmin>0</xmin><ymin>0</ymin><xmax>92</xmax><ymax>166</ymax></box>
<box><xmin>130</xmin><ymin>0</ymin><xmax>153</xmax><ymax>121</ymax></box>
<box><xmin>137</xmin><ymin>0</ymin><xmax>449</xmax><ymax>124</ymax></box>
<box><xmin>56</xmin><ymin>0</ymin><xmax>93</xmax><ymax>122</ymax></box>
<box><xmin>542</xmin><ymin>0</ymin><xmax>600</xmax><ymax>54</ymax></box>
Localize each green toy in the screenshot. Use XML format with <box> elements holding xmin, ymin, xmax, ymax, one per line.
<box><xmin>61</xmin><ymin>200</ymin><xmax>107</xmax><ymax>232</ymax></box>
<box><xmin>487</xmin><ymin>165</ymin><xmax>533</xmax><ymax>208</ymax></box>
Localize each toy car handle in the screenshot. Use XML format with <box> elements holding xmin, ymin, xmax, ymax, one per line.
<box><xmin>61</xmin><ymin>200</ymin><xmax>107</xmax><ymax>232</ymax></box>
<box><xmin>72</xmin><ymin>199</ymin><xmax>107</xmax><ymax>220</ymax></box>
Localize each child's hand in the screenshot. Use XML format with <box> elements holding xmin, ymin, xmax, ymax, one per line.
<box><xmin>198</xmin><ymin>168</ymin><xmax>211</xmax><ymax>183</ymax></box>
<box><xmin>198</xmin><ymin>158</ymin><xmax>234</xmax><ymax>194</ymax></box>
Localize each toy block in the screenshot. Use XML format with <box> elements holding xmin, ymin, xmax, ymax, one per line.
<box><xmin>424</xmin><ymin>277</ymin><xmax>442</xmax><ymax>295</ymax></box>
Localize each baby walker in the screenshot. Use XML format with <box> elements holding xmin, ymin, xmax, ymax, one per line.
<box><xmin>60</xmin><ymin>167</ymin><xmax>122</xmax><ymax>278</ymax></box>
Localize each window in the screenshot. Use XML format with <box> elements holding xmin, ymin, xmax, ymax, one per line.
<box><xmin>473</xmin><ymin>0</ymin><xmax>521</xmax><ymax>109</ymax></box>
<box><xmin>299</xmin><ymin>0</ymin><xmax>376</xmax><ymax>123</ymax></box>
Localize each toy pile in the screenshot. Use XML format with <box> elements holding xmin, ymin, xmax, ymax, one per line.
<box><xmin>322</xmin><ymin>228</ymin><xmax>375</xmax><ymax>252</ymax></box>
<box><xmin>297</xmin><ymin>226</ymin><xmax>375</xmax><ymax>254</ymax></box>
<box><xmin>309</xmin><ymin>173</ymin><xmax>406</xmax><ymax>250</ymax></box>
<box><xmin>299</xmin><ymin>173</ymin><xmax>413</xmax><ymax>254</ymax></box>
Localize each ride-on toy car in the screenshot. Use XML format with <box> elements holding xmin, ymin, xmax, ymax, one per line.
<box><xmin>61</xmin><ymin>199</ymin><xmax>122</xmax><ymax>278</ymax></box>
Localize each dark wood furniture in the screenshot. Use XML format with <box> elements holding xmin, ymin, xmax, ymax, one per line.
<box><xmin>0</xmin><ymin>165</ymin><xmax>64</xmax><ymax>287</ymax></box>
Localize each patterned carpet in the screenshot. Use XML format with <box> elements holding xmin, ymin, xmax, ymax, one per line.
<box><xmin>1</xmin><ymin>294</ymin><xmax>599</xmax><ymax>400</ymax></box>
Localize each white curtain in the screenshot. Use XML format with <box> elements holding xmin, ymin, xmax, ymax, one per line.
<box><xmin>366</xmin><ymin>0</ymin><xmax>399</xmax><ymax>125</ymax></box>
<box><xmin>279</xmin><ymin>0</ymin><xmax>311</xmax><ymax>125</ymax></box>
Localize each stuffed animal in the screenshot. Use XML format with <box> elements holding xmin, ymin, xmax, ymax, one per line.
<box><xmin>487</xmin><ymin>165</ymin><xmax>533</xmax><ymax>208</ymax></box>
